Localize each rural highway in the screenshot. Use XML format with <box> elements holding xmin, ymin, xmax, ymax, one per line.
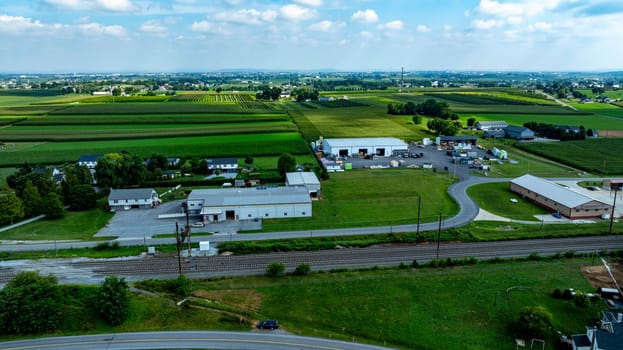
<box><xmin>0</xmin><ymin>331</ymin><xmax>395</xmax><ymax>350</ymax></box>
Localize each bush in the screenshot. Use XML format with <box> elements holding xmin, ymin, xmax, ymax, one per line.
<box><xmin>94</xmin><ymin>241</ymin><xmax>120</xmax><ymax>251</ymax></box>
<box><xmin>293</xmin><ymin>263</ymin><xmax>311</xmax><ymax>276</ymax></box>
<box><xmin>574</xmin><ymin>292</ymin><xmax>591</xmax><ymax>308</ymax></box>
<box><xmin>564</xmin><ymin>251</ymin><xmax>576</xmax><ymax>259</ymax></box>
<box><xmin>411</xmin><ymin>259</ymin><xmax>420</xmax><ymax>268</ymax></box>
<box><xmin>552</xmin><ymin>288</ymin><xmax>562</xmax><ymax>299</ymax></box>
<box><xmin>97</xmin><ymin>275</ymin><xmax>129</xmax><ymax>326</ymax></box>
<box><xmin>167</xmin><ymin>275</ymin><xmax>191</xmax><ymax>298</ymax></box>
<box><xmin>265</xmin><ymin>262</ymin><xmax>285</xmax><ymax>277</ymax></box>
<box><xmin>515</xmin><ymin>306</ymin><xmax>553</xmax><ymax>340</ymax></box>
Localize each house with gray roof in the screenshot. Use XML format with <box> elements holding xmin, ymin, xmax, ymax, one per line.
<box><xmin>108</xmin><ymin>188</ymin><xmax>159</xmax><ymax>210</ymax></box>
<box><xmin>206</xmin><ymin>157</ymin><xmax>238</xmax><ymax>174</ymax></box>
<box><xmin>510</xmin><ymin>174</ymin><xmax>611</xmax><ymax>219</ymax></box>
<box><xmin>187</xmin><ymin>186</ymin><xmax>311</xmax><ymax>223</ymax></box>
<box><xmin>571</xmin><ymin>311</ymin><xmax>623</xmax><ymax>350</ymax></box>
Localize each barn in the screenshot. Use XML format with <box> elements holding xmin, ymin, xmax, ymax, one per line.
<box><xmin>510</xmin><ymin>174</ymin><xmax>611</xmax><ymax>219</ymax></box>
<box><xmin>186</xmin><ymin>186</ymin><xmax>311</xmax><ymax>223</ymax></box>
<box><xmin>322</xmin><ymin>137</ymin><xmax>408</xmax><ymax>157</ymax></box>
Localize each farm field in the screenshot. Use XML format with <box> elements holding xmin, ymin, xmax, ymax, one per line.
<box><xmin>516</xmin><ymin>138</ymin><xmax>623</xmax><ymax>175</ymax></box>
<box><xmin>468</xmin><ymin>113</ymin><xmax>623</xmax><ymax>130</ymax></box>
<box><xmin>13</xmin><ymin>113</ymin><xmax>288</xmax><ymax>125</ymax></box>
<box><xmin>571</xmin><ymin>103</ymin><xmax>623</xmax><ymax>119</ymax></box>
<box><xmin>0</xmin><ymin>133</ymin><xmax>310</xmax><ymax>167</ymax></box>
<box><xmin>194</xmin><ymin>257</ymin><xmax>602</xmax><ymax>350</ymax></box>
<box><xmin>261</xmin><ymin>169</ymin><xmax>458</xmax><ymax>231</ymax></box>
<box><xmin>576</xmin><ymin>89</ymin><xmax>623</xmax><ymax>100</ymax></box>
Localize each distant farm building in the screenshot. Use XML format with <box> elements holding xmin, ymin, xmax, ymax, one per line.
<box><xmin>504</xmin><ymin>125</ymin><xmax>535</xmax><ymax>140</ymax></box>
<box><xmin>603</xmin><ymin>179</ymin><xmax>623</xmax><ymax>191</ymax></box>
<box><xmin>187</xmin><ymin>187</ymin><xmax>311</xmax><ymax>223</ymax></box>
<box><xmin>510</xmin><ymin>174</ymin><xmax>611</xmax><ymax>219</ymax></box>
<box><xmin>108</xmin><ymin>188</ymin><xmax>159</xmax><ymax>210</ymax></box>
<box><xmin>475</xmin><ymin>121</ymin><xmax>508</xmax><ymax>130</ymax></box>
<box><xmin>285</xmin><ymin>172</ymin><xmax>321</xmax><ymax>198</ymax></box>
<box><xmin>435</xmin><ymin>136</ymin><xmax>478</xmax><ymax>149</ymax></box>
<box><xmin>78</xmin><ymin>154</ymin><xmax>101</xmax><ymax>169</ymax></box>
<box><xmin>206</xmin><ymin>157</ymin><xmax>238</xmax><ymax>174</ymax></box>
<box><xmin>322</xmin><ymin>137</ymin><xmax>408</xmax><ymax>157</ymax></box>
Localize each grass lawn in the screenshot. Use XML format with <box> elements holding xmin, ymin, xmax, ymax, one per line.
<box><xmin>0</xmin><ymin>166</ymin><xmax>16</xmax><ymax>187</ymax></box>
<box><xmin>0</xmin><ymin>207</ymin><xmax>114</xmax><ymax>241</ymax></box>
<box><xmin>261</xmin><ymin>169</ymin><xmax>459</xmax><ymax>231</ymax></box>
<box><xmin>572</xmin><ymin>103</ymin><xmax>623</xmax><ymax>119</ymax></box>
<box><xmin>467</xmin><ymin>182</ymin><xmax>550</xmax><ymax>221</ymax></box>
<box><xmin>191</xmin><ymin>258</ymin><xmax>603</xmax><ymax>350</ymax></box>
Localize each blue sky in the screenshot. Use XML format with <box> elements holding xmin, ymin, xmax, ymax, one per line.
<box><xmin>0</xmin><ymin>0</ymin><xmax>622</xmax><ymax>72</ymax></box>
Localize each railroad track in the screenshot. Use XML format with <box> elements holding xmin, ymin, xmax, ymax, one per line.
<box><xmin>1</xmin><ymin>235</ymin><xmax>621</xmax><ymax>284</ymax></box>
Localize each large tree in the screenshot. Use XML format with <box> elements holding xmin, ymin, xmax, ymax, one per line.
<box><xmin>515</xmin><ymin>306</ymin><xmax>553</xmax><ymax>340</ymax></box>
<box><xmin>67</xmin><ymin>184</ymin><xmax>97</xmax><ymax>211</ymax></box>
<box><xmin>42</xmin><ymin>192</ymin><xmax>65</xmax><ymax>219</ymax></box>
<box><xmin>0</xmin><ymin>271</ymin><xmax>61</xmax><ymax>335</ymax></box>
<box><xmin>97</xmin><ymin>275</ymin><xmax>130</xmax><ymax>326</ymax></box>
<box><xmin>21</xmin><ymin>180</ymin><xmax>43</xmax><ymax>218</ymax></box>
<box><xmin>277</xmin><ymin>153</ymin><xmax>296</xmax><ymax>177</ymax></box>
<box><xmin>0</xmin><ymin>190</ymin><xmax>24</xmax><ymax>225</ymax></box>
<box><xmin>95</xmin><ymin>153</ymin><xmax>147</xmax><ymax>189</ymax></box>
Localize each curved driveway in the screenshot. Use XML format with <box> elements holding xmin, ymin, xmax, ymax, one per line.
<box><xmin>0</xmin><ymin>331</ymin><xmax>394</xmax><ymax>350</ymax></box>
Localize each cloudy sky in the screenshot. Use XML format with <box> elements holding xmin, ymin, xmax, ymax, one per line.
<box><xmin>1</xmin><ymin>0</ymin><xmax>622</xmax><ymax>72</ymax></box>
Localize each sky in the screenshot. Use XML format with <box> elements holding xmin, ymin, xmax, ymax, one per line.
<box><xmin>0</xmin><ymin>0</ymin><xmax>622</xmax><ymax>73</ymax></box>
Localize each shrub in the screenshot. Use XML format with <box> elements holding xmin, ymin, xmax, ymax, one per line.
<box><xmin>167</xmin><ymin>275</ymin><xmax>191</xmax><ymax>298</ymax></box>
<box><xmin>515</xmin><ymin>306</ymin><xmax>553</xmax><ymax>340</ymax></box>
<box><xmin>562</xmin><ymin>289</ymin><xmax>574</xmax><ymax>299</ymax></box>
<box><xmin>265</xmin><ymin>262</ymin><xmax>285</xmax><ymax>277</ymax></box>
<box><xmin>411</xmin><ymin>259</ymin><xmax>420</xmax><ymax>268</ymax></box>
<box><xmin>552</xmin><ymin>288</ymin><xmax>562</xmax><ymax>299</ymax></box>
<box><xmin>574</xmin><ymin>292</ymin><xmax>591</xmax><ymax>308</ymax></box>
<box><xmin>97</xmin><ymin>275</ymin><xmax>129</xmax><ymax>326</ymax></box>
<box><xmin>293</xmin><ymin>263</ymin><xmax>311</xmax><ymax>276</ymax></box>
<box><xmin>564</xmin><ymin>251</ymin><xmax>576</xmax><ymax>259</ymax></box>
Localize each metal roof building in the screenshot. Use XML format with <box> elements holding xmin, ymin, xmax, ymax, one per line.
<box><xmin>187</xmin><ymin>186</ymin><xmax>311</xmax><ymax>223</ymax></box>
<box><xmin>322</xmin><ymin>137</ymin><xmax>408</xmax><ymax>157</ymax></box>
<box><xmin>285</xmin><ymin>172</ymin><xmax>321</xmax><ymax>198</ymax></box>
<box><xmin>475</xmin><ymin>121</ymin><xmax>508</xmax><ymax>130</ymax></box>
<box><xmin>510</xmin><ymin>174</ymin><xmax>611</xmax><ymax>219</ymax></box>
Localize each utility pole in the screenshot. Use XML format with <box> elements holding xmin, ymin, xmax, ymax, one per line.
<box><xmin>175</xmin><ymin>221</ymin><xmax>182</xmax><ymax>277</ymax></box>
<box><xmin>399</xmin><ymin>67</ymin><xmax>404</xmax><ymax>92</ymax></box>
<box><xmin>416</xmin><ymin>196</ymin><xmax>421</xmax><ymax>244</ymax></box>
<box><xmin>436</xmin><ymin>213</ymin><xmax>442</xmax><ymax>259</ymax></box>
<box><xmin>609</xmin><ymin>186</ymin><xmax>619</xmax><ymax>234</ymax></box>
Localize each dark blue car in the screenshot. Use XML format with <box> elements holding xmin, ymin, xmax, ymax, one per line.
<box><xmin>257</xmin><ymin>320</ymin><xmax>278</xmax><ymax>330</ymax></box>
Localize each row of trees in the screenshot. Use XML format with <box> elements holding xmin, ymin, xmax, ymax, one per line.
<box><xmin>523</xmin><ymin>122</ymin><xmax>587</xmax><ymax>141</ymax></box>
<box><xmin>0</xmin><ymin>272</ymin><xmax>129</xmax><ymax>335</ymax></box>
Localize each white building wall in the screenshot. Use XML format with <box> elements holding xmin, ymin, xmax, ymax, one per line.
<box><xmin>204</xmin><ymin>203</ymin><xmax>312</xmax><ymax>221</ymax></box>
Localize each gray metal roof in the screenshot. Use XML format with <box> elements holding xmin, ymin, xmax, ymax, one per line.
<box><xmin>323</xmin><ymin>137</ymin><xmax>407</xmax><ymax>148</ymax></box>
<box><xmin>511</xmin><ymin>174</ymin><xmax>607</xmax><ymax>208</ymax></box>
<box><xmin>206</xmin><ymin>157</ymin><xmax>238</xmax><ymax>165</ymax></box>
<box><xmin>286</xmin><ymin>172</ymin><xmax>320</xmax><ymax>186</ymax></box>
<box><xmin>108</xmin><ymin>188</ymin><xmax>156</xmax><ymax>201</ymax></box>
<box><xmin>189</xmin><ymin>187</ymin><xmax>311</xmax><ymax>207</ymax></box>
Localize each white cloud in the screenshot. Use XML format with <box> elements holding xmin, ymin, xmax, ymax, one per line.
<box><xmin>294</xmin><ymin>0</ymin><xmax>323</xmax><ymax>6</ymax></box>
<box><xmin>527</xmin><ymin>21</ymin><xmax>553</xmax><ymax>32</ymax></box>
<box><xmin>214</xmin><ymin>9</ymin><xmax>278</xmax><ymax>24</ymax></box>
<box><xmin>191</xmin><ymin>20</ymin><xmax>216</xmax><ymax>32</ymax></box>
<box><xmin>507</xmin><ymin>16</ymin><xmax>523</xmax><ymax>25</ymax></box>
<box><xmin>378</xmin><ymin>20</ymin><xmax>404</xmax><ymax>31</ymax></box>
<box><xmin>309</xmin><ymin>20</ymin><xmax>345</xmax><ymax>32</ymax></box>
<box><xmin>45</xmin><ymin>0</ymin><xmax>136</xmax><ymax>12</ymax></box>
<box><xmin>350</xmin><ymin>9</ymin><xmax>378</xmax><ymax>23</ymax></box>
<box><xmin>416</xmin><ymin>24</ymin><xmax>431</xmax><ymax>32</ymax></box>
<box><xmin>78</xmin><ymin>22</ymin><xmax>127</xmax><ymax>37</ymax></box>
<box><xmin>280</xmin><ymin>4</ymin><xmax>317</xmax><ymax>21</ymax></box>
<box><xmin>444</xmin><ymin>25</ymin><xmax>453</xmax><ymax>31</ymax></box>
<box><xmin>0</xmin><ymin>14</ymin><xmax>44</xmax><ymax>33</ymax></box>
<box><xmin>140</xmin><ymin>20</ymin><xmax>167</xmax><ymax>34</ymax></box>
<box><xmin>472</xmin><ymin>19</ymin><xmax>504</xmax><ymax>29</ymax></box>
<box><xmin>477</xmin><ymin>0</ymin><xmax>524</xmax><ymax>17</ymax></box>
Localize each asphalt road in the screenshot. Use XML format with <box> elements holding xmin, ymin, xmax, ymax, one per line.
<box><xmin>0</xmin><ymin>331</ymin><xmax>395</xmax><ymax>350</ymax></box>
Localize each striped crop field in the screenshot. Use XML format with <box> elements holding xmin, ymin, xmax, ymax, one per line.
<box><xmin>0</xmin><ymin>132</ymin><xmax>311</xmax><ymax>166</ymax></box>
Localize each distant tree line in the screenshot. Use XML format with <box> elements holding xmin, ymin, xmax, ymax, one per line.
<box><xmin>523</xmin><ymin>122</ymin><xmax>587</xmax><ymax>141</ymax></box>
<box><xmin>387</xmin><ymin>99</ymin><xmax>461</xmax><ymax>136</ymax></box>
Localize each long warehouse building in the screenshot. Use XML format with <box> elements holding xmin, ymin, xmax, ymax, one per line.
<box><xmin>322</xmin><ymin>137</ymin><xmax>408</xmax><ymax>157</ymax></box>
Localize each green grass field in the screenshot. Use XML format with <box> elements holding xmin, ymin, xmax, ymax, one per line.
<box><xmin>516</xmin><ymin>138</ymin><xmax>623</xmax><ymax>175</ymax></box>
<box><xmin>468</xmin><ymin>182</ymin><xmax>551</xmax><ymax>221</ymax></box>
<box><xmin>572</xmin><ymin>103</ymin><xmax>623</xmax><ymax>119</ymax></box>
<box><xmin>192</xmin><ymin>257</ymin><xmax>602</xmax><ymax>349</ymax></box>
<box><xmin>261</xmin><ymin>169</ymin><xmax>459</xmax><ymax>231</ymax></box>
<box><xmin>467</xmin><ymin>113</ymin><xmax>623</xmax><ymax>130</ymax></box>
<box><xmin>0</xmin><ymin>133</ymin><xmax>311</xmax><ymax>166</ymax></box>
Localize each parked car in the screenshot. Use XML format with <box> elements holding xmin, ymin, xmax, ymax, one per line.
<box><xmin>552</xmin><ymin>212</ymin><xmax>562</xmax><ymax>219</ymax></box>
<box><xmin>257</xmin><ymin>320</ymin><xmax>279</xmax><ymax>330</ymax></box>
<box><xmin>191</xmin><ymin>222</ymin><xmax>204</xmax><ymax>227</ymax></box>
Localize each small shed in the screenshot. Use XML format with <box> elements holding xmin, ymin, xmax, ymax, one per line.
<box><xmin>285</xmin><ymin>172</ymin><xmax>321</xmax><ymax>198</ymax></box>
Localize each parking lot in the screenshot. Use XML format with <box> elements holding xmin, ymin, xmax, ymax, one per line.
<box><xmin>96</xmin><ymin>200</ymin><xmax>261</xmax><ymax>240</ymax></box>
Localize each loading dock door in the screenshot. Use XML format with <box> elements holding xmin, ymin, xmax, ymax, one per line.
<box><xmin>376</xmin><ymin>148</ymin><xmax>385</xmax><ymax>156</ymax></box>
<box><xmin>339</xmin><ymin>149</ymin><xmax>348</xmax><ymax>156</ymax></box>
<box><xmin>226</xmin><ymin>210</ymin><xmax>235</xmax><ymax>220</ymax></box>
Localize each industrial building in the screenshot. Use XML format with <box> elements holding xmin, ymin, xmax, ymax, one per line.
<box><xmin>186</xmin><ymin>186</ymin><xmax>312</xmax><ymax>223</ymax></box>
<box><xmin>285</xmin><ymin>172</ymin><xmax>321</xmax><ymax>198</ymax></box>
<box><xmin>475</xmin><ymin>121</ymin><xmax>508</xmax><ymax>130</ymax></box>
<box><xmin>322</xmin><ymin>137</ymin><xmax>408</xmax><ymax>157</ymax></box>
<box><xmin>108</xmin><ymin>188</ymin><xmax>159</xmax><ymax>210</ymax></box>
<box><xmin>510</xmin><ymin>174</ymin><xmax>611</xmax><ymax>219</ymax></box>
